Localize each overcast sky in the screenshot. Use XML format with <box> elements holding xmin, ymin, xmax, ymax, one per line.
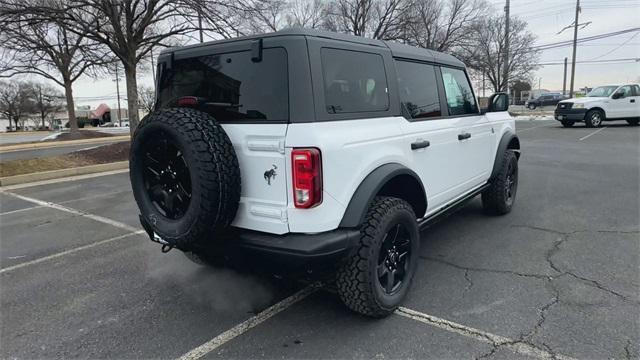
<box><xmin>68</xmin><ymin>0</ymin><xmax>640</xmax><ymax>109</ymax></box>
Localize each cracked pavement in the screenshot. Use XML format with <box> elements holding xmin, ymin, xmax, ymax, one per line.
<box><xmin>1</xmin><ymin>120</ymin><xmax>639</xmax><ymax>359</ymax></box>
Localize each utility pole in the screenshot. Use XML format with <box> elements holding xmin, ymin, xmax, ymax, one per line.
<box><xmin>113</xmin><ymin>64</ymin><xmax>122</xmax><ymax>127</ymax></box>
<box><xmin>502</xmin><ymin>0</ymin><xmax>510</xmax><ymax>94</ymax></box>
<box><xmin>150</xmin><ymin>47</ymin><xmax>156</xmax><ymax>86</ymax></box>
<box><xmin>198</xmin><ymin>0</ymin><xmax>204</xmax><ymax>43</ymax></box>
<box><xmin>562</xmin><ymin>57</ymin><xmax>568</xmax><ymax>96</ymax></box>
<box><xmin>569</xmin><ymin>0</ymin><xmax>580</xmax><ymax>97</ymax></box>
<box><xmin>482</xmin><ymin>72</ymin><xmax>486</xmax><ymax>98</ymax></box>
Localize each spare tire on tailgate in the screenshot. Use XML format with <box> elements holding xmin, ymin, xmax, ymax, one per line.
<box><xmin>129</xmin><ymin>107</ymin><xmax>241</xmax><ymax>251</ymax></box>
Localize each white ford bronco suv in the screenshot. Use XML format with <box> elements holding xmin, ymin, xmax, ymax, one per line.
<box><xmin>554</xmin><ymin>84</ymin><xmax>640</xmax><ymax>127</ymax></box>
<box><xmin>130</xmin><ymin>29</ymin><xmax>520</xmax><ymax>317</ymax></box>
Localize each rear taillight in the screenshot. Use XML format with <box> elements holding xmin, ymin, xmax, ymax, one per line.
<box><xmin>292</xmin><ymin>148</ymin><xmax>322</xmax><ymax>209</ymax></box>
<box><xmin>177</xmin><ymin>96</ymin><xmax>199</xmax><ymax>107</ymax></box>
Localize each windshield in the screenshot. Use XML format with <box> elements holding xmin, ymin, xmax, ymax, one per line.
<box><xmin>586</xmin><ymin>86</ymin><xmax>619</xmax><ymax>97</ymax></box>
<box><xmin>157</xmin><ymin>48</ymin><xmax>289</xmax><ymax>122</ymax></box>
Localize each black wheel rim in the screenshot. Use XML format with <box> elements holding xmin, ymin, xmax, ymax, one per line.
<box><xmin>141</xmin><ymin>131</ymin><xmax>192</xmax><ymax>220</ymax></box>
<box><xmin>377</xmin><ymin>224</ymin><xmax>412</xmax><ymax>295</ymax></box>
<box><xmin>504</xmin><ymin>160</ymin><xmax>517</xmax><ymax>206</ymax></box>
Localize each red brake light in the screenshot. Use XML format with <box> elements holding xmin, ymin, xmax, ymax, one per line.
<box><xmin>177</xmin><ymin>96</ymin><xmax>199</xmax><ymax>107</ymax></box>
<box><xmin>292</xmin><ymin>148</ymin><xmax>322</xmax><ymax>209</ymax></box>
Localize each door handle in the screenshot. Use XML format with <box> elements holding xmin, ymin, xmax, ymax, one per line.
<box><xmin>631</xmin><ymin>99</ymin><xmax>636</xmax><ymax>103</ymax></box>
<box><xmin>458</xmin><ymin>133</ymin><xmax>471</xmax><ymax>141</ymax></box>
<box><xmin>411</xmin><ymin>140</ymin><xmax>430</xmax><ymax>150</ymax></box>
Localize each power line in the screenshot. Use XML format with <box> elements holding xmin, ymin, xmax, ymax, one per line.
<box><xmin>533</xmin><ymin>27</ymin><xmax>640</xmax><ymax>50</ymax></box>
<box><xmin>589</xmin><ymin>32</ymin><xmax>640</xmax><ymax>60</ymax></box>
<box><xmin>538</xmin><ymin>57</ymin><xmax>640</xmax><ymax>65</ymax></box>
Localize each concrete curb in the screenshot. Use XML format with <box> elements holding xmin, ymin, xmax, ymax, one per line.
<box><xmin>0</xmin><ymin>136</ymin><xmax>130</xmax><ymax>153</ymax></box>
<box><xmin>0</xmin><ymin>161</ymin><xmax>129</xmax><ymax>186</ymax></box>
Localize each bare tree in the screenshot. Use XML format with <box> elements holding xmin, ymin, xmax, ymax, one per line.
<box><xmin>138</xmin><ymin>85</ymin><xmax>156</xmax><ymax>113</ymax></box>
<box><xmin>46</xmin><ymin>0</ymin><xmax>198</xmax><ymax>135</ymax></box>
<box><xmin>459</xmin><ymin>15</ymin><xmax>539</xmax><ymax>92</ymax></box>
<box><xmin>404</xmin><ymin>0</ymin><xmax>488</xmax><ymax>52</ymax></box>
<box><xmin>0</xmin><ymin>81</ymin><xmax>35</xmax><ymax>131</ymax></box>
<box><xmin>31</xmin><ymin>82</ymin><xmax>66</xmax><ymax>130</ymax></box>
<box><xmin>0</xmin><ymin>0</ymin><xmax>108</xmax><ymax>132</ymax></box>
<box><xmin>286</xmin><ymin>0</ymin><xmax>326</xmax><ymax>29</ymax></box>
<box><xmin>325</xmin><ymin>0</ymin><xmax>411</xmax><ymax>40</ymax></box>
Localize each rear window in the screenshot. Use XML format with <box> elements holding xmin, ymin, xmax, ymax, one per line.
<box><xmin>157</xmin><ymin>48</ymin><xmax>288</xmax><ymax>121</ymax></box>
<box><xmin>321</xmin><ymin>48</ymin><xmax>389</xmax><ymax>114</ymax></box>
<box><xmin>395</xmin><ymin>60</ymin><xmax>441</xmax><ymax>119</ymax></box>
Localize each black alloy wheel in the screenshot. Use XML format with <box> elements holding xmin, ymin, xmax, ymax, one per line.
<box><xmin>377</xmin><ymin>224</ymin><xmax>412</xmax><ymax>295</ymax></box>
<box><xmin>142</xmin><ymin>131</ymin><xmax>192</xmax><ymax>220</ymax></box>
<box><xmin>504</xmin><ymin>158</ymin><xmax>517</xmax><ymax>208</ymax></box>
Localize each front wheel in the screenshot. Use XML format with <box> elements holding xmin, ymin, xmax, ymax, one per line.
<box><xmin>528</xmin><ymin>104</ymin><xmax>537</xmax><ymax>110</ymax></box>
<box><xmin>336</xmin><ymin>197</ymin><xmax>419</xmax><ymax>317</ymax></box>
<box><xmin>561</xmin><ymin>120</ymin><xmax>575</xmax><ymax>128</ymax></box>
<box><xmin>584</xmin><ymin>110</ymin><xmax>604</xmax><ymax>128</ymax></box>
<box><xmin>482</xmin><ymin>150</ymin><xmax>518</xmax><ymax>215</ymax></box>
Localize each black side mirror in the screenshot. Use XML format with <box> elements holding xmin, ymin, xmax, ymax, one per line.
<box><xmin>612</xmin><ymin>91</ymin><xmax>624</xmax><ymax>99</ymax></box>
<box><xmin>485</xmin><ymin>93</ymin><xmax>509</xmax><ymax>113</ymax></box>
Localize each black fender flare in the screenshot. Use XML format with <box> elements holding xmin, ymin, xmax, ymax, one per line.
<box><xmin>339</xmin><ymin>163</ymin><xmax>427</xmax><ymax>228</ymax></box>
<box><xmin>490</xmin><ymin>131</ymin><xmax>521</xmax><ymax>180</ymax></box>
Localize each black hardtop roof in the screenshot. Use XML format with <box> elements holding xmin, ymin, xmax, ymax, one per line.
<box><xmin>161</xmin><ymin>28</ymin><xmax>465</xmax><ymax>68</ymax></box>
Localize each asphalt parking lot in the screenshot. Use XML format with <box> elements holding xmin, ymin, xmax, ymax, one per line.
<box><xmin>1</xmin><ymin>119</ymin><xmax>638</xmax><ymax>359</ymax></box>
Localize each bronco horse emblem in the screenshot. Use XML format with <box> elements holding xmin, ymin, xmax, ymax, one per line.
<box><xmin>264</xmin><ymin>164</ymin><xmax>277</xmax><ymax>185</ymax></box>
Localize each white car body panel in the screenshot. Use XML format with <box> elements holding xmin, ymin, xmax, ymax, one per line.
<box><xmin>278</xmin><ymin>112</ymin><xmax>515</xmax><ymax>234</ymax></box>
<box><xmin>222</xmin><ymin>123</ymin><xmax>290</xmax><ymax>235</ymax></box>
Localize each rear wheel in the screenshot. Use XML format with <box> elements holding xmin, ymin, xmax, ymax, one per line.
<box><xmin>336</xmin><ymin>197</ymin><xmax>419</xmax><ymax>317</ymax></box>
<box><xmin>585</xmin><ymin>110</ymin><xmax>604</xmax><ymax>128</ymax></box>
<box><xmin>627</xmin><ymin>119</ymin><xmax>639</xmax><ymax>126</ymax></box>
<box><xmin>561</xmin><ymin>120</ymin><xmax>575</xmax><ymax>128</ymax></box>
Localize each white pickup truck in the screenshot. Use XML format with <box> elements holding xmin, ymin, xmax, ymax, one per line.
<box><xmin>554</xmin><ymin>84</ymin><xmax>640</xmax><ymax>127</ymax></box>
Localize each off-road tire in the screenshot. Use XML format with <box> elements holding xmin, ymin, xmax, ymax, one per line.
<box><xmin>130</xmin><ymin>107</ymin><xmax>241</xmax><ymax>251</ymax></box>
<box><xmin>482</xmin><ymin>150</ymin><xmax>518</xmax><ymax>215</ymax></box>
<box><xmin>584</xmin><ymin>109</ymin><xmax>604</xmax><ymax>128</ymax></box>
<box><xmin>627</xmin><ymin>119</ymin><xmax>639</xmax><ymax>126</ymax></box>
<box><xmin>561</xmin><ymin>120</ymin><xmax>574</xmax><ymax>128</ymax></box>
<box><xmin>336</xmin><ymin>196</ymin><xmax>419</xmax><ymax>317</ymax></box>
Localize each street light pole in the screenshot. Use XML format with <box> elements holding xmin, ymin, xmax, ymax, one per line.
<box><xmin>562</xmin><ymin>57</ymin><xmax>568</xmax><ymax>96</ymax></box>
<box><xmin>113</xmin><ymin>64</ymin><xmax>122</xmax><ymax>127</ymax></box>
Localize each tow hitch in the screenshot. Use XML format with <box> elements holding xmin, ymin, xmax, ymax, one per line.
<box><xmin>139</xmin><ymin>214</ymin><xmax>174</xmax><ymax>253</ymax></box>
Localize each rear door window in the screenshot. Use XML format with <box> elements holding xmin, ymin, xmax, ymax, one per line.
<box><xmin>395</xmin><ymin>60</ymin><xmax>441</xmax><ymax>119</ymax></box>
<box><xmin>321</xmin><ymin>48</ymin><xmax>389</xmax><ymax>114</ymax></box>
<box><xmin>439</xmin><ymin>67</ymin><xmax>478</xmax><ymax>115</ymax></box>
<box><xmin>157</xmin><ymin>48</ymin><xmax>288</xmax><ymax>121</ymax></box>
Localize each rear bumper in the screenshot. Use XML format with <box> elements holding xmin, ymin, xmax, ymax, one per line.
<box><xmin>139</xmin><ymin>214</ymin><xmax>359</xmax><ymax>267</ymax></box>
<box><xmin>233</xmin><ymin>228</ymin><xmax>360</xmax><ymax>265</ymax></box>
<box><xmin>554</xmin><ymin>108</ymin><xmax>586</xmax><ymax>121</ymax></box>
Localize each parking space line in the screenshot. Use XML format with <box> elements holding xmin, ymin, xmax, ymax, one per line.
<box><xmin>178</xmin><ymin>284</ymin><xmax>321</xmax><ymax>360</ymax></box>
<box><xmin>1</xmin><ymin>191</ymin><xmax>140</xmax><ymax>233</ymax></box>
<box><xmin>578</xmin><ymin>126</ymin><xmax>607</xmax><ymax>141</ymax></box>
<box><xmin>396</xmin><ymin>307</ymin><xmax>576</xmax><ymax>360</ymax></box>
<box><xmin>0</xmin><ymin>230</ymin><xmax>145</xmax><ymax>274</ymax></box>
<box><xmin>0</xmin><ymin>168</ymin><xmax>129</xmax><ymax>191</ymax></box>
<box><xmin>0</xmin><ymin>205</ymin><xmax>44</xmax><ymax>216</ymax></box>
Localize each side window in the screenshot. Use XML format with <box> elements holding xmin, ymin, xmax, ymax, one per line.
<box><xmin>617</xmin><ymin>86</ymin><xmax>632</xmax><ymax>98</ymax></box>
<box><xmin>439</xmin><ymin>67</ymin><xmax>478</xmax><ymax>115</ymax></box>
<box><xmin>395</xmin><ymin>60</ymin><xmax>441</xmax><ymax>119</ymax></box>
<box><xmin>321</xmin><ymin>48</ymin><xmax>389</xmax><ymax>114</ymax></box>
<box><xmin>633</xmin><ymin>85</ymin><xmax>640</xmax><ymax>96</ymax></box>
